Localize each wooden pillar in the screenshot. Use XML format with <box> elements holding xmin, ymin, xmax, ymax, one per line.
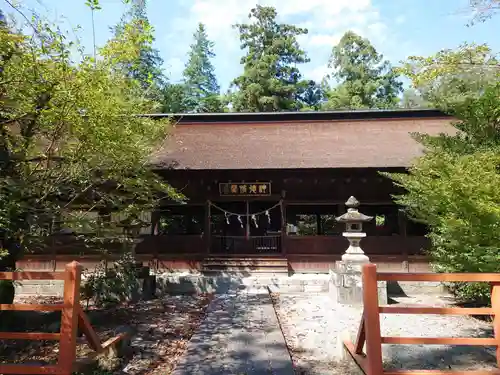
<box><xmin>205</xmin><ymin>201</ymin><xmax>211</xmax><ymax>254</ymax></box>
<box><xmin>280</xmin><ymin>200</ymin><xmax>286</xmax><ymax>255</ymax></box>
<box><xmin>491</xmin><ymin>283</ymin><xmax>500</xmax><ymax>368</ymax></box>
<box><xmin>362</xmin><ymin>264</ymin><xmax>384</xmax><ymax>375</ymax></box>
<box><xmin>398</xmin><ymin>208</ymin><xmax>409</xmax><ymax>269</ymax></box>
<box><xmin>58</xmin><ymin>261</ymin><xmax>82</xmax><ymax>375</ymax></box>
<box><xmin>245</xmin><ymin>200</ymin><xmax>250</xmax><ymax>240</ymax></box>
<box><xmin>151</xmin><ymin>209</ymin><xmax>160</xmax><ymax>235</ymax></box>
<box><xmin>398</xmin><ymin>208</ymin><xmax>407</xmax><ymax>237</ymax></box>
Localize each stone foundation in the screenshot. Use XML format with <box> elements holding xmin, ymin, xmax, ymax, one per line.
<box><xmin>15</xmin><ymin>280</ymin><xmax>65</xmax><ymax>296</ymax></box>
<box><xmin>328</xmin><ymin>268</ymin><xmax>388</xmax><ymax>306</ymax></box>
<box><xmin>14</xmin><ymin>273</ymin><xmax>446</xmax><ymax>299</ymax></box>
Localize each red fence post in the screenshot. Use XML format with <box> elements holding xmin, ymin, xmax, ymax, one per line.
<box><xmin>362</xmin><ymin>263</ymin><xmax>384</xmax><ymax>375</ymax></box>
<box><xmin>492</xmin><ymin>283</ymin><xmax>500</xmax><ymax>368</ymax></box>
<box><xmin>57</xmin><ymin>261</ymin><xmax>82</xmax><ymax>375</ymax></box>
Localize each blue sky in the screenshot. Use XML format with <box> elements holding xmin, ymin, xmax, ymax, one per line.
<box><xmin>7</xmin><ymin>0</ymin><xmax>500</xmax><ymax>91</ymax></box>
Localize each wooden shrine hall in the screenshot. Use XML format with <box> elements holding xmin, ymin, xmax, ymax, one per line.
<box><xmin>19</xmin><ymin>109</ymin><xmax>455</xmax><ymax>274</ymax></box>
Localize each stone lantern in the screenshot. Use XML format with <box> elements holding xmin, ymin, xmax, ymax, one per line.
<box><xmin>335</xmin><ymin>196</ymin><xmax>373</xmax><ymax>265</ymax></box>
<box><xmin>329</xmin><ymin>196</ymin><xmax>387</xmax><ymax>306</ymax></box>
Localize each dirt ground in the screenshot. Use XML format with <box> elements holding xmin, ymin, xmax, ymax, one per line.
<box><xmin>0</xmin><ymin>293</ymin><xmax>213</xmax><ymax>375</ymax></box>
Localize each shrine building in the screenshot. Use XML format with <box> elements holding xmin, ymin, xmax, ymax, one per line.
<box><xmin>19</xmin><ymin>109</ymin><xmax>455</xmax><ymax>274</ymax></box>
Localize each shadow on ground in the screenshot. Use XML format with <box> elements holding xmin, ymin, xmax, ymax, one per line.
<box><xmin>172</xmin><ymin>293</ymin><xmax>295</xmax><ymax>375</ymax></box>
<box><xmin>383</xmin><ymin>325</ymin><xmax>496</xmax><ymax>371</ymax></box>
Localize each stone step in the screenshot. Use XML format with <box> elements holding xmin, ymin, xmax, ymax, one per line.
<box><xmin>202</xmin><ymin>260</ymin><xmax>288</xmax><ymax>267</ymax></box>
<box><xmin>201</xmin><ymin>265</ymin><xmax>288</xmax><ymax>274</ymax></box>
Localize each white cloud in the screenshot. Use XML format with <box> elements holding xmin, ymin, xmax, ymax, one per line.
<box><xmin>166</xmin><ymin>0</ymin><xmax>398</xmax><ymax>88</ymax></box>
<box><xmin>395</xmin><ymin>15</ymin><xmax>406</xmax><ymax>25</ymax></box>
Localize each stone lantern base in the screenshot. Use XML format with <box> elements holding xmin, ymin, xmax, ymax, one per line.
<box><xmin>329</xmin><ymin>261</ymin><xmax>387</xmax><ymax>306</ymax></box>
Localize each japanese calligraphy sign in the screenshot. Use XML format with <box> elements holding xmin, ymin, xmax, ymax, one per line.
<box><xmin>219</xmin><ymin>182</ymin><xmax>272</xmax><ymax>196</ymax></box>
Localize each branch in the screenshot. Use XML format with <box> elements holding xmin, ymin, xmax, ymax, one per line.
<box><xmin>2</xmin><ymin>0</ymin><xmax>40</xmax><ymax>37</ymax></box>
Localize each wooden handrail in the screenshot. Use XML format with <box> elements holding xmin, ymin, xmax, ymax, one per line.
<box><xmin>0</xmin><ymin>261</ymin><xmax>131</xmax><ymax>375</ymax></box>
<box><xmin>0</xmin><ymin>304</ymin><xmax>66</xmax><ymax>311</ymax></box>
<box><xmin>378</xmin><ymin>272</ymin><xmax>500</xmax><ymax>282</ymax></box>
<box><xmin>344</xmin><ymin>263</ymin><xmax>500</xmax><ymax>375</ymax></box>
<box><xmin>0</xmin><ymin>271</ymin><xmax>66</xmax><ymax>280</ymax></box>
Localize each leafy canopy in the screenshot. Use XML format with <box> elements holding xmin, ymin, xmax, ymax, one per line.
<box><xmin>110</xmin><ymin>0</ymin><xmax>166</xmax><ymax>101</ymax></box>
<box><xmin>0</xmin><ymin>4</ymin><xmax>181</xmax><ymax>268</ymax></box>
<box><xmin>384</xmin><ymin>83</ymin><xmax>500</xmax><ymax>303</ymax></box>
<box><xmin>396</xmin><ymin>43</ymin><xmax>500</xmax><ymax>110</ymax></box>
<box><xmin>323</xmin><ymin>31</ymin><xmax>402</xmax><ymax>110</ymax></box>
<box><xmin>231</xmin><ymin>5</ymin><xmax>310</xmax><ymax>112</ymax></box>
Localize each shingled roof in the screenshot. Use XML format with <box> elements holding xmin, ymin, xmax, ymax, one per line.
<box><xmin>150</xmin><ymin>109</ymin><xmax>455</xmax><ymax>170</ymax></box>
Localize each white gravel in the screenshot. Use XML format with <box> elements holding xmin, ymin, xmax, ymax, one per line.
<box><xmin>273</xmin><ymin>293</ymin><xmax>497</xmax><ymax>375</ymax></box>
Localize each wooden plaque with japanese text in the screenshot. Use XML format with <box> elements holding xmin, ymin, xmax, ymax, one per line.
<box><xmin>219</xmin><ymin>182</ymin><xmax>272</xmax><ymax>196</ymax></box>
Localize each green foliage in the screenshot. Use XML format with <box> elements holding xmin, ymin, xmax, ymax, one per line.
<box><xmin>323</xmin><ymin>31</ymin><xmax>402</xmax><ymax>110</ymax></box>
<box><xmin>0</xmin><ymin>5</ymin><xmax>182</xmax><ymax>290</ymax></box>
<box><xmin>384</xmin><ymin>83</ymin><xmax>500</xmax><ymax>303</ymax></box>
<box><xmin>400</xmin><ymin>88</ymin><xmax>430</xmax><ymax>109</ymax></box>
<box><xmin>396</xmin><ymin>43</ymin><xmax>500</xmax><ymax>110</ymax></box>
<box><xmin>110</xmin><ymin>0</ymin><xmax>166</xmax><ymax>101</ymax></box>
<box><xmin>297</xmin><ymin>80</ymin><xmax>326</xmax><ymax>111</ymax></box>
<box><xmin>81</xmin><ymin>253</ymin><xmax>141</xmax><ymax>307</ymax></box>
<box><xmin>231</xmin><ymin>5</ymin><xmax>310</xmax><ymax>112</ymax></box>
<box><xmin>161</xmin><ymin>82</ymin><xmax>189</xmax><ymax>113</ymax></box>
<box><xmin>182</xmin><ymin>23</ymin><xmax>222</xmax><ymax>113</ymax></box>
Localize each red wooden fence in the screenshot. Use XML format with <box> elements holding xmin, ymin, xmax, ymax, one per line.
<box><xmin>344</xmin><ymin>263</ymin><xmax>500</xmax><ymax>375</ymax></box>
<box><xmin>0</xmin><ymin>261</ymin><xmax>129</xmax><ymax>375</ymax></box>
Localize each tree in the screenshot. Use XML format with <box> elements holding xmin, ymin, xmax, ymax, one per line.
<box><xmin>182</xmin><ymin>23</ymin><xmax>222</xmax><ymax>113</ymax></box>
<box><xmin>400</xmin><ymin>88</ymin><xmax>430</xmax><ymax>109</ymax></box>
<box><xmin>323</xmin><ymin>31</ymin><xmax>402</xmax><ymax>110</ymax></box>
<box><xmin>383</xmin><ymin>83</ymin><xmax>500</xmax><ymax>303</ymax></box>
<box><xmin>231</xmin><ymin>5</ymin><xmax>309</xmax><ymax>112</ymax></box>
<box><xmin>297</xmin><ymin>80</ymin><xmax>326</xmax><ymax>111</ymax></box>
<box><xmin>111</xmin><ymin>0</ymin><xmax>165</xmax><ymax>101</ymax></box>
<box><xmin>161</xmin><ymin>82</ymin><xmax>189</xmax><ymax>113</ymax></box>
<box><xmin>0</xmin><ymin>6</ymin><xmax>181</xmax><ymax>304</ymax></box>
<box><xmin>396</xmin><ymin>43</ymin><xmax>500</xmax><ymax>110</ymax></box>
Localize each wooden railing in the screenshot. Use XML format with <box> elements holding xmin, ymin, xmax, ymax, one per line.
<box><xmin>0</xmin><ymin>261</ymin><xmax>130</xmax><ymax>375</ymax></box>
<box><xmin>344</xmin><ymin>263</ymin><xmax>500</xmax><ymax>375</ymax></box>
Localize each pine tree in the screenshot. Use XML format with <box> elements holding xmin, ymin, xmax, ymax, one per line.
<box><xmin>182</xmin><ymin>23</ymin><xmax>222</xmax><ymax>113</ymax></box>
<box><xmin>231</xmin><ymin>5</ymin><xmax>309</xmax><ymax>112</ymax></box>
<box><xmin>112</xmin><ymin>0</ymin><xmax>165</xmax><ymax>99</ymax></box>
<box><xmin>323</xmin><ymin>31</ymin><xmax>402</xmax><ymax>110</ymax></box>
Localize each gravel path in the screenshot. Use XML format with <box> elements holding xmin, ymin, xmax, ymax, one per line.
<box><xmin>173</xmin><ymin>292</ymin><xmax>294</xmax><ymax>375</ymax></box>
<box><xmin>272</xmin><ymin>293</ymin><xmax>497</xmax><ymax>374</ymax></box>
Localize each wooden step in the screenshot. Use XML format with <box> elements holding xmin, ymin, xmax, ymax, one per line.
<box><xmin>201</xmin><ymin>266</ymin><xmax>288</xmax><ymax>274</ymax></box>
<box><xmin>201</xmin><ymin>256</ymin><xmax>288</xmax><ymax>274</ymax></box>
<box><xmin>202</xmin><ymin>260</ymin><xmax>288</xmax><ymax>267</ymax></box>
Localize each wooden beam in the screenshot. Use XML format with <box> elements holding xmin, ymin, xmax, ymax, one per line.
<box><xmin>381</xmin><ymin>337</ymin><xmax>498</xmax><ymax>345</ymax></box>
<box><xmin>0</xmin><ymin>365</ymin><xmax>59</xmax><ymax>374</ymax></box>
<box><xmin>380</xmin><ymin>306</ymin><xmax>494</xmax><ymax>315</ymax></box>
<box><xmin>0</xmin><ymin>332</ymin><xmax>60</xmax><ymax>340</ymax></box>
<box><xmin>78</xmin><ymin>306</ymin><xmax>103</xmax><ymax>352</ymax></box>
<box><xmin>378</xmin><ymin>273</ymin><xmax>500</xmax><ymax>282</ymax></box>
<box><xmin>0</xmin><ymin>271</ymin><xmax>66</xmax><ymax>280</ymax></box>
<box><xmin>0</xmin><ymin>304</ymin><xmax>65</xmax><ymax>312</ymax></box>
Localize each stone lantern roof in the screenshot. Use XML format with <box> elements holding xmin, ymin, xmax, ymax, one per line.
<box><xmin>335</xmin><ymin>196</ymin><xmax>373</xmax><ymax>223</ymax></box>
